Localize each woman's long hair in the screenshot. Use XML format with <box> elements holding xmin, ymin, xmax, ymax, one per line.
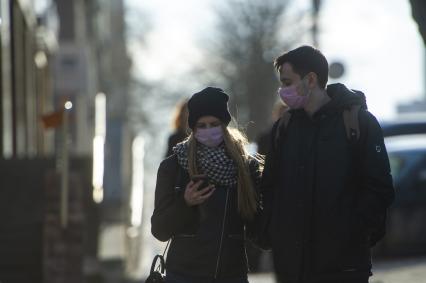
<box><xmin>186</xmin><ymin>124</ymin><xmax>263</xmax><ymax>220</ymax></box>
<box><xmin>172</xmin><ymin>99</ymin><xmax>189</xmax><ymax>133</ymax></box>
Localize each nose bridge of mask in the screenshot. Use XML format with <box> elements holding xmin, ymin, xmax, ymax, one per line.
<box><xmin>196</xmin><ymin>125</ymin><xmax>222</xmax><ymax>135</ymax></box>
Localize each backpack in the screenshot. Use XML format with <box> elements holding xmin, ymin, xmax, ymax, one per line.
<box><xmin>272</xmin><ymin>105</ymin><xmax>386</xmax><ymax>247</ymax></box>
<box><xmin>273</xmin><ymin>105</ymin><xmax>362</xmax><ymax>148</ymax></box>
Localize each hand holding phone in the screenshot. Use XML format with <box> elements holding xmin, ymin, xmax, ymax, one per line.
<box><xmin>191</xmin><ymin>174</ymin><xmax>209</xmax><ymax>191</ymax></box>
<box><xmin>184</xmin><ymin>174</ymin><xmax>215</xmax><ymax>206</ymax></box>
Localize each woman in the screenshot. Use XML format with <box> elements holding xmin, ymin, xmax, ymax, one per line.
<box><xmin>151</xmin><ymin>87</ymin><xmax>263</xmax><ymax>283</ymax></box>
<box><xmin>164</xmin><ymin>98</ymin><xmax>189</xmax><ymax>157</ymax></box>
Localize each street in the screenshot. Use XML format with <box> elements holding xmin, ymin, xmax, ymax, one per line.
<box><xmin>248</xmin><ymin>256</ymin><xmax>426</xmax><ymax>283</ymax></box>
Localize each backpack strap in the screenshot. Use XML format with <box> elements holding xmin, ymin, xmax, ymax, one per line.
<box><xmin>343</xmin><ymin>105</ymin><xmax>361</xmax><ymax>142</ymax></box>
<box><xmin>273</xmin><ymin>105</ymin><xmax>363</xmax><ymax>146</ymax></box>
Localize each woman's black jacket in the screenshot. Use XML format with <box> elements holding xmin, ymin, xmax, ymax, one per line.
<box><xmin>151</xmin><ymin>154</ymin><xmax>261</xmax><ymax>279</ymax></box>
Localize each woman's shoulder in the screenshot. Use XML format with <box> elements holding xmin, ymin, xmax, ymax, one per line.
<box><xmin>159</xmin><ymin>154</ymin><xmax>179</xmax><ymax>171</ymax></box>
<box><xmin>247</xmin><ymin>154</ymin><xmax>262</xmax><ymax>165</ymax></box>
<box><xmin>247</xmin><ymin>155</ymin><xmax>263</xmax><ymax>173</ymax></box>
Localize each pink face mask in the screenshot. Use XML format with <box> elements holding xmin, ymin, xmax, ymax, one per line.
<box><xmin>278</xmin><ymin>86</ymin><xmax>308</xmax><ymax>109</ymax></box>
<box><xmin>194</xmin><ymin>126</ymin><xmax>224</xmax><ymax>147</ymax></box>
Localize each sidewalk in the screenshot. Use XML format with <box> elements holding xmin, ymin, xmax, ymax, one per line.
<box><xmin>248</xmin><ymin>256</ymin><xmax>426</xmax><ymax>283</ymax></box>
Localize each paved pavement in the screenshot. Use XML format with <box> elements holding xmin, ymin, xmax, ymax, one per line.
<box><xmin>370</xmin><ymin>256</ymin><xmax>426</xmax><ymax>283</ymax></box>
<box><xmin>248</xmin><ymin>256</ymin><xmax>426</xmax><ymax>283</ymax></box>
<box><xmin>98</xmin><ymin>224</ymin><xmax>426</xmax><ymax>283</ymax></box>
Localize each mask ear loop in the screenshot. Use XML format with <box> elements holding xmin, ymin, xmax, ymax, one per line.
<box><xmin>303</xmin><ymin>72</ymin><xmax>316</xmax><ymax>97</ymax></box>
<box><xmin>300</xmin><ymin>78</ymin><xmax>311</xmax><ymax>97</ymax></box>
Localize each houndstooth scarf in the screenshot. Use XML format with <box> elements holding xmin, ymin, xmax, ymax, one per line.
<box><xmin>173</xmin><ymin>141</ymin><xmax>237</xmax><ymax>187</ymax></box>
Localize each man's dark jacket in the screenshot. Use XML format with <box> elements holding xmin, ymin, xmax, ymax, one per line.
<box><xmin>261</xmin><ymin>83</ymin><xmax>395</xmax><ymax>283</ymax></box>
<box><xmin>151</xmin><ymin>154</ymin><xmax>261</xmax><ymax>279</ymax></box>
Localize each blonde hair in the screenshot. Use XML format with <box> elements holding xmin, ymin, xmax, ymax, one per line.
<box><xmin>187</xmin><ymin>125</ymin><xmax>262</xmax><ymax>220</ymax></box>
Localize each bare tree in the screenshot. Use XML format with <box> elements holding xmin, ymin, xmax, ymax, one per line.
<box><xmin>199</xmin><ymin>0</ymin><xmax>308</xmax><ymax>140</ymax></box>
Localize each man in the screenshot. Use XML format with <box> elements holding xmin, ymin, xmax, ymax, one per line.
<box><xmin>256</xmin><ymin>102</ymin><xmax>288</xmax><ymax>156</ymax></box>
<box><xmin>260</xmin><ymin>46</ymin><xmax>394</xmax><ymax>283</ymax></box>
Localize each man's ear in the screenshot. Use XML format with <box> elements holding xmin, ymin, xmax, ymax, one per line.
<box><xmin>307</xmin><ymin>72</ymin><xmax>319</xmax><ymax>89</ymax></box>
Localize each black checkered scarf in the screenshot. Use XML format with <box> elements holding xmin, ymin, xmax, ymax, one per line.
<box><xmin>173</xmin><ymin>141</ymin><xmax>238</xmax><ymax>187</ymax></box>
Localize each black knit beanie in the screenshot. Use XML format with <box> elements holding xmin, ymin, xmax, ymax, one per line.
<box><xmin>187</xmin><ymin>87</ymin><xmax>231</xmax><ymax>129</ymax></box>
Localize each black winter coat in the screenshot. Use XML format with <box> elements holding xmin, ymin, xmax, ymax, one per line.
<box><xmin>151</xmin><ymin>154</ymin><xmax>261</xmax><ymax>279</ymax></box>
<box><xmin>164</xmin><ymin>130</ymin><xmax>188</xmax><ymax>157</ymax></box>
<box><xmin>261</xmin><ymin>84</ymin><xmax>395</xmax><ymax>283</ymax></box>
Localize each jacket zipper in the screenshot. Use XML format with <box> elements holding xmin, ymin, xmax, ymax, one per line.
<box><xmin>214</xmin><ymin>188</ymin><xmax>230</xmax><ymax>279</ymax></box>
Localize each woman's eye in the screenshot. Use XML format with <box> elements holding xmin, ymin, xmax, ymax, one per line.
<box><xmin>196</xmin><ymin>122</ymin><xmax>220</xmax><ymax>129</ymax></box>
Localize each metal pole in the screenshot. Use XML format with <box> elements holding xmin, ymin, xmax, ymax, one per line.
<box><xmin>60</xmin><ymin>109</ymin><xmax>69</xmax><ymax>228</ymax></box>
<box><xmin>312</xmin><ymin>0</ymin><xmax>321</xmax><ymax>47</ymax></box>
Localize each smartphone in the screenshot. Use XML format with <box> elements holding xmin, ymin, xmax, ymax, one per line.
<box><xmin>191</xmin><ymin>174</ymin><xmax>209</xmax><ymax>191</ymax></box>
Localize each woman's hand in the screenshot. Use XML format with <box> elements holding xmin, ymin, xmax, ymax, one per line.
<box><xmin>184</xmin><ymin>180</ymin><xmax>215</xmax><ymax>206</ymax></box>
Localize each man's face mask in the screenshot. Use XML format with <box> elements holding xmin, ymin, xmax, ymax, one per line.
<box><xmin>194</xmin><ymin>126</ymin><xmax>224</xmax><ymax>147</ymax></box>
<box><xmin>278</xmin><ymin>76</ymin><xmax>310</xmax><ymax>109</ymax></box>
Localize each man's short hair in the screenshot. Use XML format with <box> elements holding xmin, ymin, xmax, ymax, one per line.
<box><xmin>274</xmin><ymin>45</ymin><xmax>329</xmax><ymax>89</ymax></box>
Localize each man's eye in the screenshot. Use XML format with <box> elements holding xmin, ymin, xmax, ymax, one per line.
<box><xmin>196</xmin><ymin>124</ymin><xmax>206</xmax><ymax>129</ymax></box>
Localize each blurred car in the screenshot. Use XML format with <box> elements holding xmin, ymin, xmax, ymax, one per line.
<box><xmin>380</xmin><ymin>116</ymin><xmax>426</xmax><ymax>137</ymax></box>
<box><xmin>375</xmin><ymin>134</ymin><xmax>426</xmax><ymax>256</ymax></box>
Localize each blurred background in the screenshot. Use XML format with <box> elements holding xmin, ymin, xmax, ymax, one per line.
<box><xmin>1</xmin><ymin>0</ymin><xmax>426</xmax><ymax>282</ymax></box>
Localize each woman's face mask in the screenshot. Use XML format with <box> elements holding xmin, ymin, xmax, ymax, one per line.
<box><xmin>194</xmin><ymin>126</ymin><xmax>224</xmax><ymax>147</ymax></box>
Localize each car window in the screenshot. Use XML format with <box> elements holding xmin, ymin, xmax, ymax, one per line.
<box><xmin>387</xmin><ymin>149</ymin><xmax>425</xmax><ymax>184</ymax></box>
<box><xmin>389</xmin><ymin>155</ymin><xmax>404</xmax><ymax>181</ymax></box>
<box><xmin>387</xmin><ymin>151</ymin><xmax>413</xmax><ymax>185</ymax></box>
<box><xmin>388</xmin><ymin>150</ymin><xmax>426</xmax><ymax>206</ymax></box>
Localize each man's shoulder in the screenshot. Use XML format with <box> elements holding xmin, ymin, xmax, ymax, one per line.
<box><xmin>358</xmin><ymin>109</ymin><xmax>382</xmax><ymax>131</ymax></box>
<box><xmin>271</xmin><ymin>110</ymin><xmax>294</xmax><ymax>135</ymax></box>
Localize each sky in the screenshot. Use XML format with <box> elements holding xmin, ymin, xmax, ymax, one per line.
<box><xmin>125</xmin><ymin>0</ymin><xmax>424</xmax><ymax>121</ymax></box>
<box><xmin>319</xmin><ymin>0</ymin><xmax>424</xmax><ymax>120</ymax></box>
